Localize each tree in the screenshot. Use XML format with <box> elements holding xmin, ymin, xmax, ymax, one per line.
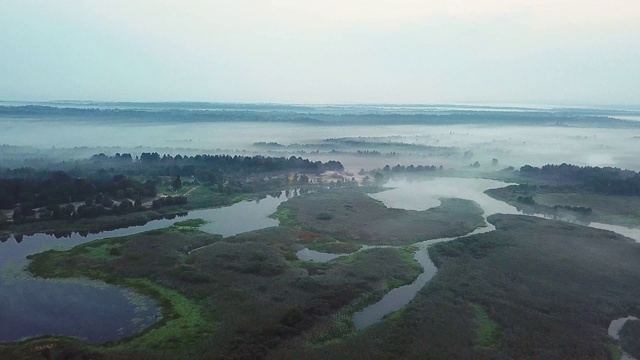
<box><xmin>172</xmin><ymin>175</ymin><xmax>183</xmax><ymax>190</ymax></box>
<box><xmin>118</xmin><ymin>199</ymin><xmax>133</xmax><ymax>213</ymax></box>
<box><xmin>373</xmin><ymin>171</ymin><xmax>384</xmax><ymax>184</ymax></box>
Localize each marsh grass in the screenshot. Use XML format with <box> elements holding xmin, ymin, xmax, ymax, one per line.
<box><xmin>470</xmin><ymin>303</ymin><xmax>501</xmax><ymax>349</ymax></box>
<box><xmin>276</xmin><ymin>189</ymin><xmax>484</xmax><ymax>246</ymax></box>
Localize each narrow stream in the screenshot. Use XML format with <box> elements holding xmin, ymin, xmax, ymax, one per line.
<box><xmin>352</xmin><ymin>222</ymin><xmax>497</xmax><ymax>329</ymax></box>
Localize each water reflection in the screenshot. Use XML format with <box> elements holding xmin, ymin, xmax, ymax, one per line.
<box><xmin>0</xmin><ymin>191</ymin><xmax>291</xmax><ymax>344</ymax></box>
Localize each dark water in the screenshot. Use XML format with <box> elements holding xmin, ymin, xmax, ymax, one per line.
<box><xmin>0</xmin><ymin>279</ymin><xmax>159</xmax><ymax>344</ymax></box>
<box><xmin>352</xmin><ymin>225</ymin><xmax>496</xmax><ymax>329</ymax></box>
<box><xmin>352</xmin><ymin>245</ymin><xmax>436</xmax><ymax>328</ymax></box>
<box><xmin>0</xmin><ymin>191</ymin><xmax>291</xmax><ymax>343</ymax></box>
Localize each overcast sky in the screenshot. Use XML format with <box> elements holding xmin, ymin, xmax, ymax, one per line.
<box><xmin>1</xmin><ymin>1</ymin><xmax>639</xmax><ymax>106</ymax></box>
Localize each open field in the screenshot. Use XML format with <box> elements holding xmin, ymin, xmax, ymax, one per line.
<box><xmin>273</xmin><ymin>188</ymin><xmax>485</xmax><ymax>246</ymax></box>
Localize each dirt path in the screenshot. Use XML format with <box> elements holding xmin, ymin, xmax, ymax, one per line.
<box><xmin>182</xmin><ymin>185</ymin><xmax>200</xmax><ymax>197</ymax></box>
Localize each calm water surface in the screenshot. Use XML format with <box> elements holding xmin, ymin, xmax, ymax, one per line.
<box><xmin>0</xmin><ymin>191</ymin><xmax>291</xmax><ymax>343</ymax></box>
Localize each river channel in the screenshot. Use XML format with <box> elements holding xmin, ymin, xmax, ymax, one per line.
<box><xmin>0</xmin><ymin>191</ymin><xmax>294</xmax><ymax>344</ymax></box>
<box><xmin>295</xmin><ymin>177</ymin><xmax>640</xmax><ymax>333</ymax></box>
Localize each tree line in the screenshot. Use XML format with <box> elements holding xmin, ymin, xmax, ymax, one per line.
<box><xmin>0</xmin><ymin>153</ymin><xmax>345</xmax><ymax>226</ymax></box>
<box><xmin>0</xmin><ymin>172</ymin><xmax>156</xmax><ymax>210</ymax></box>
<box><xmin>520</xmin><ymin>163</ymin><xmax>640</xmax><ymax>196</ymax></box>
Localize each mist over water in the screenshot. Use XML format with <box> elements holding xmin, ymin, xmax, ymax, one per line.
<box><xmin>2</xmin><ymin>104</ymin><xmax>640</xmax><ymax>172</ymax></box>
<box><xmin>370</xmin><ymin>178</ymin><xmax>518</xmax><ymax>214</ymax></box>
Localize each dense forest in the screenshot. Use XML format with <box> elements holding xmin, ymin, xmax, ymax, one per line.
<box><xmin>520</xmin><ymin>163</ymin><xmax>640</xmax><ymax>195</ymax></box>
<box><xmin>0</xmin><ymin>153</ymin><xmax>344</xmax><ymax>225</ymax></box>
<box><xmin>1</xmin><ymin>104</ymin><xmax>636</xmax><ymax>127</ymax></box>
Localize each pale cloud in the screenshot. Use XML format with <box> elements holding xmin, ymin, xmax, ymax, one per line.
<box><xmin>1</xmin><ymin>1</ymin><xmax>638</xmax><ymax>104</ymax></box>
<box><xmin>42</xmin><ymin>1</ymin><xmax>640</xmax><ymax>35</ymax></box>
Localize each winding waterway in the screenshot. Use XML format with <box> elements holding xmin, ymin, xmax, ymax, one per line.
<box><xmin>4</xmin><ymin>179</ymin><xmax>639</xmax><ymax>346</ymax></box>
<box><xmin>295</xmin><ymin>177</ymin><xmax>640</xmax><ymax>332</ymax></box>
<box><xmin>0</xmin><ymin>191</ymin><xmax>292</xmax><ymax>343</ymax></box>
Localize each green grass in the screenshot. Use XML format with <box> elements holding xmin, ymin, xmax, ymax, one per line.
<box><xmin>25</xmin><ymin>234</ymin><xmax>220</xmax><ymax>357</ymax></box>
<box><xmin>384</xmin><ymin>308</ymin><xmax>406</xmax><ymax>321</ymax></box>
<box><xmin>105</xmin><ymin>278</ymin><xmax>219</xmax><ymax>352</ymax></box>
<box><xmin>605</xmin><ymin>341</ymin><xmax>623</xmax><ymax>360</ymax></box>
<box><xmin>470</xmin><ymin>303</ymin><xmax>500</xmax><ymax>348</ymax></box>
<box><xmin>270</xmin><ymin>206</ymin><xmax>295</xmax><ymax>226</ymax></box>
<box><xmin>85</xmin><ymin>243</ymin><xmax>123</xmax><ymax>260</ymax></box>
<box><xmin>399</xmin><ymin>246</ymin><xmax>423</xmax><ymax>273</ymax></box>
<box><xmin>17</xmin><ymin>270</ymin><xmax>219</xmax><ymax>356</ymax></box>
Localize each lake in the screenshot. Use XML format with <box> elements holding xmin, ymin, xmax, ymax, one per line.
<box><xmin>0</xmin><ymin>191</ymin><xmax>291</xmax><ymax>343</ymax></box>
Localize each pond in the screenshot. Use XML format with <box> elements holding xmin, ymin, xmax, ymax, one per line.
<box><xmin>0</xmin><ymin>191</ymin><xmax>292</xmax><ymax>343</ymax></box>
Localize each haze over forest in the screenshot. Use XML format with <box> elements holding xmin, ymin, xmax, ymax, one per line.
<box><xmin>2</xmin><ymin>2</ymin><xmax>640</xmax><ymax>360</ymax></box>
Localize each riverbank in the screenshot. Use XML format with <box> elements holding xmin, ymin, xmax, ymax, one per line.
<box><xmin>269</xmin><ymin>214</ymin><xmax>640</xmax><ymax>359</ymax></box>
<box><xmin>271</xmin><ymin>188</ymin><xmax>485</xmax><ymax>246</ymax></box>
<box><xmin>2</xmin><ymin>200</ymin><xmax>424</xmax><ymax>359</ymax></box>
<box><xmin>5</xmin><ymin>178</ymin><xmax>640</xmax><ymax>359</ymax></box>
<box><xmin>1</xmin><ymin>186</ymin><xmax>284</xmax><ymax>240</ymax></box>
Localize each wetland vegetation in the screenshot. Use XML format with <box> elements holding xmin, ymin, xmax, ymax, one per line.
<box><xmin>3</xmin><ymin>104</ymin><xmax>640</xmax><ymax>359</ymax></box>
<box><xmin>6</xmin><ymin>166</ymin><xmax>640</xmax><ymax>359</ymax></box>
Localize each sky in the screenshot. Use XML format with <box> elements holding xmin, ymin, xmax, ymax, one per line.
<box><xmin>1</xmin><ymin>0</ymin><xmax>639</xmax><ymax>106</ymax></box>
